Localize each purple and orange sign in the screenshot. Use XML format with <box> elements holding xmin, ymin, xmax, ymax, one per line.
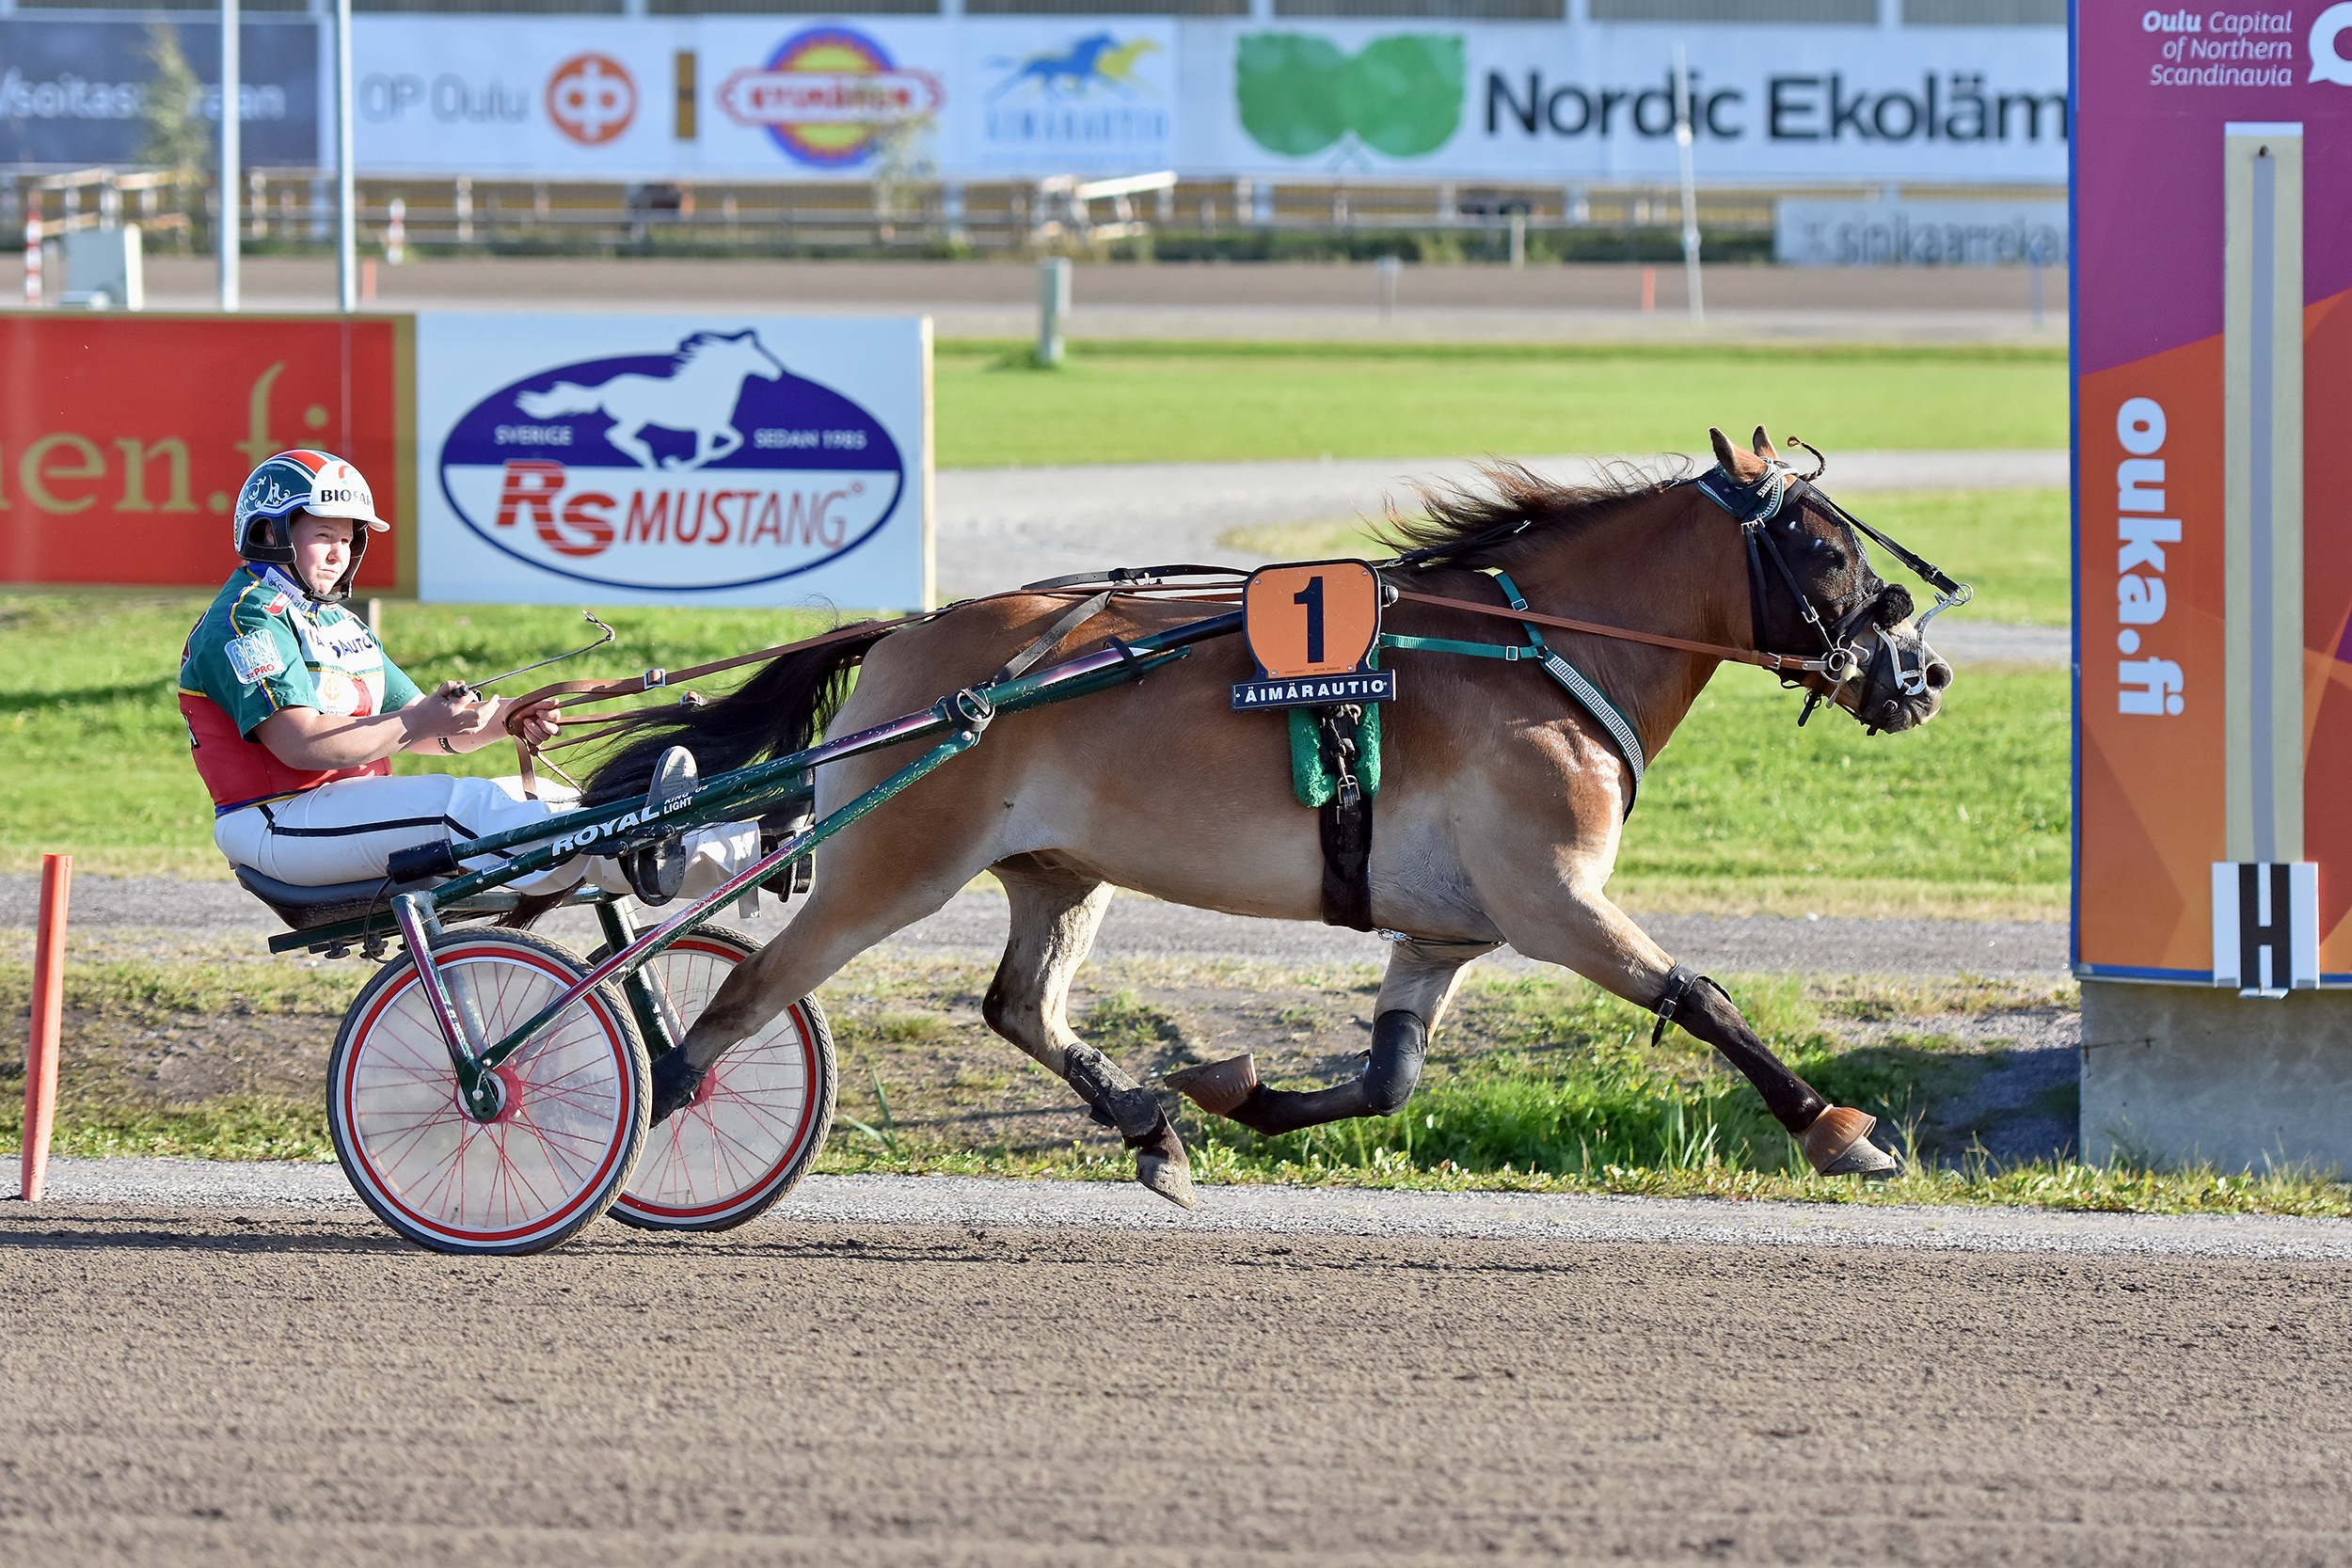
<box><xmin>2073</xmin><ymin>6</ymin><xmax>2352</xmax><ymax>983</ymax></box>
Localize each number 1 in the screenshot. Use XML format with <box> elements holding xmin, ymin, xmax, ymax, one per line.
<box><xmin>1294</xmin><ymin>575</ymin><xmax>1326</xmax><ymax>664</ymax></box>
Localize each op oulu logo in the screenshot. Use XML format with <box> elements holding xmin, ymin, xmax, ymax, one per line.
<box><xmin>436</xmin><ymin>328</ymin><xmax>906</xmax><ymax>593</ymax></box>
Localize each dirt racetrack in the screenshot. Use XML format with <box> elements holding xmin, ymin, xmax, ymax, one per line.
<box><xmin>5</xmin><ymin>1204</ymin><xmax>2347</xmax><ymax>1566</ymax></box>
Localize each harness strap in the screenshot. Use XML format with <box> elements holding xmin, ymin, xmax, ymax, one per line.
<box><xmin>989</xmin><ymin>590</ymin><xmax>1116</xmax><ymax>686</ymax></box>
<box><xmin>1378</xmin><ymin>574</ymin><xmax>1647</xmax><ymax>816</ymax></box>
<box><xmin>1494</xmin><ymin>571</ymin><xmax>1646</xmax><ymax>808</ymax></box>
<box><xmin>1387</xmin><ymin>588</ymin><xmax>1834</xmax><ymax>674</ymax></box>
<box><xmin>1651</xmin><ymin>963</ymin><xmax>1705</xmax><ymax>1047</ymax></box>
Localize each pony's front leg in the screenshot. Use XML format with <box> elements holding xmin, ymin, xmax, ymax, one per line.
<box><xmin>1168</xmin><ymin>939</ymin><xmax>1481</xmax><ymax>1136</ymax></box>
<box><xmin>1501</xmin><ymin>884</ymin><xmax>1898</xmax><ymax>1177</ymax></box>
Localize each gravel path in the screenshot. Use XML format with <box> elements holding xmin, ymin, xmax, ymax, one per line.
<box><xmin>4</xmin><ymin>1196</ymin><xmax>2344</xmax><ymax>1566</ymax></box>
<box><xmin>21</xmin><ymin>1160</ymin><xmax>2343</xmax><ymax>1261</ymax></box>
<box><xmin>1</xmin><ymin>878</ymin><xmax>2066</xmax><ymax>978</ymax></box>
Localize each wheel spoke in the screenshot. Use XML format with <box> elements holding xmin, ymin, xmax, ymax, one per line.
<box><xmin>336</xmin><ymin>936</ymin><xmax>637</xmax><ymax>1250</ymax></box>
<box><xmin>616</xmin><ymin>940</ymin><xmax>828</xmax><ymax>1226</ymax></box>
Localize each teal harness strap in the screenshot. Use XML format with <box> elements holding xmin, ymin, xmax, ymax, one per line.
<box><xmin>1378</xmin><ymin>632</ymin><xmax>1541</xmax><ymax>662</ymax></box>
<box><xmin>1378</xmin><ymin>570</ymin><xmax>1646</xmax><ymax>812</ymax></box>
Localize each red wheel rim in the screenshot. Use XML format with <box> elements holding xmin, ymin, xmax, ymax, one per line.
<box><xmin>618</xmin><ymin>939</ymin><xmax>820</xmax><ymax>1223</ymax></box>
<box><xmin>338</xmin><ymin>941</ymin><xmax>635</xmax><ymax>1248</ymax></box>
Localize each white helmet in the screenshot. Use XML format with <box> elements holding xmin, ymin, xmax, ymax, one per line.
<box><xmin>231</xmin><ymin>449</ymin><xmax>388</xmax><ymax>603</ymax></box>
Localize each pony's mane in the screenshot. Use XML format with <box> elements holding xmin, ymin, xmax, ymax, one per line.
<box><xmin>1376</xmin><ymin>457</ymin><xmax>1693</xmax><ymax>574</ymax></box>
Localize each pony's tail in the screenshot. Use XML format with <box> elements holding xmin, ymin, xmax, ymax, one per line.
<box><xmin>580</xmin><ymin>623</ymin><xmax>894</xmax><ymax>807</ymax></box>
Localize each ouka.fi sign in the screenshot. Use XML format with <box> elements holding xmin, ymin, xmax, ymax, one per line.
<box><xmin>2072</xmin><ymin>7</ymin><xmax>2352</xmax><ymax>991</ymax></box>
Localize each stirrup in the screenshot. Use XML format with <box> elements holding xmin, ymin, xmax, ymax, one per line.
<box><xmin>624</xmin><ymin>747</ymin><xmax>697</xmax><ymax>906</ymax></box>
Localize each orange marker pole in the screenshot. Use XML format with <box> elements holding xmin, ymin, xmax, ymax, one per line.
<box><xmin>20</xmin><ymin>853</ymin><xmax>71</xmax><ymax>1202</ymax></box>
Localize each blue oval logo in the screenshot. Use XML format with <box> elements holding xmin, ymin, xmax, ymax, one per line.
<box><xmin>437</xmin><ymin>327</ymin><xmax>905</xmax><ymax>593</ymax></box>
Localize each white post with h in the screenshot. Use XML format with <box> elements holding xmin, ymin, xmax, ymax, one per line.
<box><xmin>2213</xmin><ymin>122</ymin><xmax>2312</xmax><ymax>998</ymax></box>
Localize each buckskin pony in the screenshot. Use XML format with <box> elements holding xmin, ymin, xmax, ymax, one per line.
<box><xmin>582</xmin><ymin>428</ymin><xmax>1956</xmax><ymax>1208</ymax></box>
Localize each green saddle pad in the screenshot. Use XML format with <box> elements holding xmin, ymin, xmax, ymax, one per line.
<box><xmin>1288</xmin><ymin>703</ymin><xmax>1382</xmax><ymax>808</ymax></box>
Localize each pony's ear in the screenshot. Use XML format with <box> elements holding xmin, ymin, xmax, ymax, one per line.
<box><xmin>1709</xmin><ymin>427</ymin><xmax>1769</xmax><ymax>481</ymax></box>
<box><xmin>1751</xmin><ymin>426</ymin><xmax>1780</xmax><ymax>462</ymax></box>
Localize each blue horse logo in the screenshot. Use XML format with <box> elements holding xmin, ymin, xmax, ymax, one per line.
<box><xmin>988</xmin><ymin>33</ymin><xmax>1160</xmax><ymax>101</ymax></box>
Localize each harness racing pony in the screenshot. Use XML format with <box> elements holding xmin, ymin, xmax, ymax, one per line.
<box><xmin>585</xmin><ymin>429</ymin><xmax>1955</xmax><ymax>1208</ymax></box>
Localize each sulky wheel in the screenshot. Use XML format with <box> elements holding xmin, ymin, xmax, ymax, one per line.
<box><xmin>599</xmin><ymin>927</ymin><xmax>835</xmax><ymax>1232</ymax></box>
<box><xmin>327</xmin><ymin>928</ymin><xmax>649</xmax><ymax>1256</ymax></box>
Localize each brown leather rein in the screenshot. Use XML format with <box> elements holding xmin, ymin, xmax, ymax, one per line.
<box><xmin>490</xmin><ymin>569</ymin><xmax>1832</xmax><ymax>791</ymax></box>
<box><xmin>1387</xmin><ymin>589</ymin><xmax>1836</xmax><ymax>675</ymax></box>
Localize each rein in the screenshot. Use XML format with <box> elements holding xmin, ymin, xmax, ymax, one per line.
<box><xmin>1386</xmin><ymin>587</ymin><xmax>1841</xmax><ymax>675</ymax></box>
<box><xmin>489</xmin><ymin>571</ymin><xmax>1249</xmax><ymax>792</ymax></box>
<box><xmin>483</xmin><ymin>460</ymin><xmax>1966</xmax><ymax>792</ymax></box>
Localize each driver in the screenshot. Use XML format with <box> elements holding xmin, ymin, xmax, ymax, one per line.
<box><xmin>181</xmin><ymin>449</ymin><xmax>752</xmax><ymax>897</ymax></box>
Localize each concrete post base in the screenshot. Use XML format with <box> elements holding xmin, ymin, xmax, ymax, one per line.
<box><xmin>2080</xmin><ymin>979</ymin><xmax>2352</xmax><ymax>1173</ymax></box>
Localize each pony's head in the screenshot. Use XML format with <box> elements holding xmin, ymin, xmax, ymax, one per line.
<box><xmin>677</xmin><ymin>328</ymin><xmax>787</xmax><ymax>383</ymax></box>
<box><xmin>1707</xmin><ymin>425</ymin><xmax>1951</xmax><ymax>736</ymax></box>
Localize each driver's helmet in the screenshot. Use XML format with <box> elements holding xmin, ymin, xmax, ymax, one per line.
<box><xmin>231</xmin><ymin>450</ymin><xmax>388</xmax><ymax>603</ymax></box>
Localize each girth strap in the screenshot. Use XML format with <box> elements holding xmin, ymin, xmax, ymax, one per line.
<box><xmin>1312</xmin><ymin>704</ymin><xmax>1376</xmax><ymax>931</ymax></box>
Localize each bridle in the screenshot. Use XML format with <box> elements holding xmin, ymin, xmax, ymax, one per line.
<box><xmin>1692</xmin><ymin>439</ymin><xmax>1972</xmax><ymax>725</ymax></box>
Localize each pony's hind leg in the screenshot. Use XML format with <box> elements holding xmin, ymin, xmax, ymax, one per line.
<box><xmin>1168</xmin><ymin>938</ymin><xmax>1483</xmax><ymax>1136</ymax></box>
<box><xmin>982</xmin><ymin>857</ymin><xmax>1196</xmax><ymax>1211</ymax></box>
<box><xmin>649</xmin><ymin>847</ymin><xmax>976</xmax><ymax>1119</ymax></box>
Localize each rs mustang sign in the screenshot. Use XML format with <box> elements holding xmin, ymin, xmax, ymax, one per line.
<box><xmin>415</xmin><ymin>314</ymin><xmax>931</xmax><ymax>609</ymax></box>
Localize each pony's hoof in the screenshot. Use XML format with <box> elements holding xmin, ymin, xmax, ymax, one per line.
<box><xmin>648</xmin><ymin>1050</ymin><xmax>706</xmax><ymax>1126</ymax></box>
<box><xmin>1126</xmin><ymin>1119</ymin><xmax>1199</xmax><ymax>1212</ymax></box>
<box><xmin>1802</xmin><ymin>1105</ymin><xmax>1899</xmax><ymax>1179</ymax></box>
<box><xmin>1164</xmin><ymin>1053</ymin><xmax>1261</xmax><ymax>1117</ymax></box>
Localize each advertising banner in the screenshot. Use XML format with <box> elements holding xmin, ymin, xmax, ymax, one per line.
<box><xmin>413</xmin><ymin>313</ymin><xmax>930</xmax><ymax>611</ymax></box>
<box><xmin>1773</xmin><ymin>198</ymin><xmax>2068</xmax><ymax>266</ymax></box>
<box><xmin>948</xmin><ymin>20</ymin><xmax>1177</xmax><ymax>176</ymax></box>
<box><xmin>0</xmin><ymin>18</ymin><xmax>320</xmax><ymax>168</ymax></box>
<box><xmin>2072</xmin><ymin>7</ymin><xmax>2352</xmax><ymax>986</ymax></box>
<box><xmin>353</xmin><ymin>16</ymin><xmax>1176</xmax><ymax>181</ymax></box>
<box><xmin>0</xmin><ymin>316</ymin><xmax>406</xmax><ymax>592</ymax></box>
<box><xmin>346</xmin><ymin>14</ymin><xmax>2062</xmax><ymax>183</ymax></box>
<box><xmin>1200</xmin><ymin>21</ymin><xmax>2068</xmax><ymax>183</ymax></box>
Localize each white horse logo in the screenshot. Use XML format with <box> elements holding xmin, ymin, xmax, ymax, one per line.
<box><xmin>516</xmin><ymin>329</ymin><xmax>787</xmax><ymax>471</ymax></box>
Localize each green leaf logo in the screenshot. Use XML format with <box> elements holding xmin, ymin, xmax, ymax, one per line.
<box><xmin>1237</xmin><ymin>32</ymin><xmax>1464</xmax><ymax>161</ymax></box>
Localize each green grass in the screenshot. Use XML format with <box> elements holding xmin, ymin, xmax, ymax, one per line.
<box><xmin>1226</xmin><ymin>486</ymin><xmax>2072</xmax><ymax>628</ymax></box>
<box><xmin>1</xmin><ymin>1097</ymin><xmax>333</xmax><ymax>1162</ymax></box>
<box><xmin>807</xmin><ymin>964</ymin><xmax>2344</xmax><ymax>1216</ymax></box>
<box><xmin>932</xmin><ymin>342</ymin><xmax>2067</xmax><ymax>467</ymax></box>
<box><xmin>8</xmin><ymin>955</ymin><xmax>2341</xmax><ymax>1215</ymax></box>
<box><xmin>1609</xmin><ymin>665</ymin><xmax>2067</xmax><ymax>917</ymax></box>
<box><xmin>0</xmin><ymin>954</ymin><xmax>357</xmax><ymax>1020</ymax></box>
<box><xmin>835</xmin><ymin>967</ymin><xmax>2344</xmax><ymax>1215</ymax></box>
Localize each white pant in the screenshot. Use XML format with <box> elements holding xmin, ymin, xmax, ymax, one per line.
<box><xmin>215</xmin><ymin>774</ymin><xmax>756</xmax><ymax>898</ymax></box>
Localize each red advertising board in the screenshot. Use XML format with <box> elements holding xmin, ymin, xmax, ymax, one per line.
<box><xmin>0</xmin><ymin>315</ymin><xmax>411</xmax><ymax>591</ymax></box>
